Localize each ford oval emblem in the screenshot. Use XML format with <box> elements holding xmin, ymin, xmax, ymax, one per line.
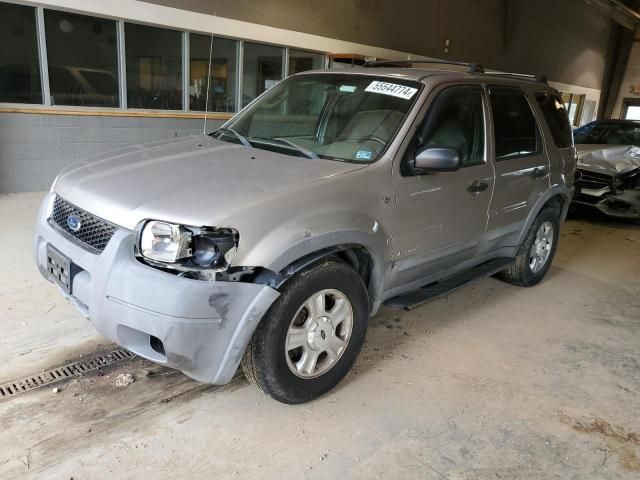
<box><xmin>67</xmin><ymin>214</ymin><xmax>82</xmax><ymax>232</ymax></box>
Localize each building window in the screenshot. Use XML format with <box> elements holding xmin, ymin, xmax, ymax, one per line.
<box><xmin>625</xmin><ymin>105</ymin><xmax>640</xmax><ymax>120</ymax></box>
<box><xmin>44</xmin><ymin>10</ymin><xmax>119</xmax><ymax>107</ymax></box>
<box><xmin>580</xmin><ymin>99</ymin><xmax>596</xmax><ymax>125</ymax></box>
<box><xmin>242</xmin><ymin>42</ymin><xmax>283</xmax><ymax>107</ymax></box>
<box><xmin>189</xmin><ymin>34</ymin><xmax>237</xmax><ymax>113</ymax></box>
<box><xmin>288</xmin><ymin>50</ymin><xmax>325</xmax><ymax>76</ymax></box>
<box><xmin>0</xmin><ymin>3</ymin><xmax>329</xmax><ymax>111</ymax></box>
<box><xmin>0</xmin><ymin>3</ymin><xmax>42</xmax><ymax>104</ymax></box>
<box><xmin>125</xmin><ymin>23</ymin><xmax>182</xmax><ymax>110</ymax></box>
<box><xmin>560</xmin><ymin>91</ymin><xmax>585</xmax><ymax>126</ymax></box>
<box><xmin>621</xmin><ymin>98</ymin><xmax>640</xmax><ymax>120</ymax></box>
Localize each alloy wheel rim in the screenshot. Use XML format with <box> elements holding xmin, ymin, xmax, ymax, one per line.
<box><xmin>285</xmin><ymin>289</ymin><xmax>353</xmax><ymax>379</ymax></box>
<box><xmin>529</xmin><ymin>221</ymin><xmax>554</xmax><ymax>274</ymax></box>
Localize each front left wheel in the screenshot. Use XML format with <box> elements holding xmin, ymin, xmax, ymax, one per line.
<box><xmin>241</xmin><ymin>258</ymin><xmax>369</xmax><ymax>404</ymax></box>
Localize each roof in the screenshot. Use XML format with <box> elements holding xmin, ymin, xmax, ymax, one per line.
<box><xmin>297</xmin><ymin>66</ymin><xmax>552</xmax><ymax>90</ymax></box>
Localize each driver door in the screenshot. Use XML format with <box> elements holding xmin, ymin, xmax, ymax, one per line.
<box><xmin>389</xmin><ymin>85</ymin><xmax>494</xmax><ymax>290</ymax></box>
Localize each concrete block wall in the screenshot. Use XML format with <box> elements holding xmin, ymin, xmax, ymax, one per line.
<box><xmin>0</xmin><ymin>113</ymin><xmax>224</xmax><ymax>193</ymax></box>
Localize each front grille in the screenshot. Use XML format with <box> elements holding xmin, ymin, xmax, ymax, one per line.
<box><xmin>575</xmin><ymin>169</ymin><xmax>615</xmax><ymax>190</ymax></box>
<box><xmin>49</xmin><ymin>196</ymin><xmax>118</xmax><ymax>253</ymax></box>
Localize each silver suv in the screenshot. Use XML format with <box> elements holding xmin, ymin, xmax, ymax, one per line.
<box><xmin>34</xmin><ymin>62</ymin><xmax>576</xmax><ymax>403</ymax></box>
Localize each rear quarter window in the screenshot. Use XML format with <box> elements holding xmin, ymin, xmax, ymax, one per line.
<box><xmin>535</xmin><ymin>92</ymin><xmax>573</xmax><ymax>148</ymax></box>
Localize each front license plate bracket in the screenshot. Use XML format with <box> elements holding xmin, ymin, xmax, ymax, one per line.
<box><xmin>46</xmin><ymin>245</ymin><xmax>74</xmax><ymax>294</ymax></box>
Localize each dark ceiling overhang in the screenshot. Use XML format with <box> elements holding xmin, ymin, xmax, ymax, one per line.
<box><xmin>583</xmin><ymin>0</ymin><xmax>640</xmax><ymax>29</ymax></box>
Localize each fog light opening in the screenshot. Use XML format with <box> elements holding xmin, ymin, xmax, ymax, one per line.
<box><xmin>149</xmin><ymin>335</ymin><xmax>166</xmax><ymax>356</ymax></box>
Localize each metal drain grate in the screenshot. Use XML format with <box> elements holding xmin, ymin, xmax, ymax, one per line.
<box><xmin>0</xmin><ymin>348</ymin><xmax>134</xmax><ymax>399</ymax></box>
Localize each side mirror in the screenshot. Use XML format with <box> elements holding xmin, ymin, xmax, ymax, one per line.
<box><xmin>412</xmin><ymin>147</ymin><xmax>461</xmax><ymax>173</ymax></box>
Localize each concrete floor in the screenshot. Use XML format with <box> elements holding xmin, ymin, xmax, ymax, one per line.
<box><xmin>1</xmin><ymin>192</ymin><xmax>639</xmax><ymax>479</ymax></box>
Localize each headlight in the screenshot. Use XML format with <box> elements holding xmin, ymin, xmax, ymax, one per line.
<box><xmin>137</xmin><ymin>220</ymin><xmax>238</xmax><ymax>272</ymax></box>
<box><xmin>140</xmin><ymin>221</ymin><xmax>192</xmax><ymax>263</ymax></box>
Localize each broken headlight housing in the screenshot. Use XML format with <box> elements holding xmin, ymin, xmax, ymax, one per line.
<box><xmin>619</xmin><ymin>168</ymin><xmax>640</xmax><ymax>191</ymax></box>
<box><xmin>136</xmin><ymin>220</ymin><xmax>238</xmax><ymax>273</ymax></box>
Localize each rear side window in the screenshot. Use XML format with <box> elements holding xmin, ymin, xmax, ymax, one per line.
<box><xmin>489</xmin><ymin>87</ymin><xmax>540</xmax><ymax>160</ymax></box>
<box><xmin>535</xmin><ymin>92</ymin><xmax>573</xmax><ymax>148</ymax></box>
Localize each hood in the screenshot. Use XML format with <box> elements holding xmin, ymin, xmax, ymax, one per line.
<box><xmin>54</xmin><ymin>135</ymin><xmax>367</xmax><ymax>230</ymax></box>
<box><xmin>576</xmin><ymin>144</ymin><xmax>640</xmax><ymax>176</ymax></box>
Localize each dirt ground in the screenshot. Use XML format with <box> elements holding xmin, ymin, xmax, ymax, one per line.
<box><xmin>1</xmin><ymin>192</ymin><xmax>639</xmax><ymax>479</ymax></box>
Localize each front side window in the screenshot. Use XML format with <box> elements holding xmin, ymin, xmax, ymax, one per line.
<box><xmin>217</xmin><ymin>74</ymin><xmax>421</xmax><ymax>163</ymax></box>
<box><xmin>189</xmin><ymin>34</ymin><xmax>237</xmax><ymax>113</ymax></box>
<box><xmin>45</xmin><ymin>10</ymin><xmax>119</xmax><ymax>107</ymax></box>
<box><xmin>0</xmin><ymin>3</ymin><xmax>42</xmax><ymax>104</ymax></box>
<box><xmin>490</xmin><ymin>87</ymin><xmax>540</xmax><ymax>160</ymax></box>
<box><xmin>535</xmin><ymin>92</ymin><xmax>572</xmax><ymax>149</ymax></box>
<box><xmin>125</xmin><ymin>23</ymin><xmax>182</xmax><ymax>110</ymax></box>
<box><xmin>413</xmin><ymin>85</ymin><xmax>485</xmax><ymax>167</ymax></box>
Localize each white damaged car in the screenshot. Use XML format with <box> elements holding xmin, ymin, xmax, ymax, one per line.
<box><xmin>573</xmin><ymin>120</ymin><xmax>640</xmax><ymax>220</ymax></box>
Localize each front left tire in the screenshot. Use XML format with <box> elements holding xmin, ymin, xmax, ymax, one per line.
<box><xmin>241</xmin><ymin>258</ymin><xmax>369</xmax><ymax>404</ymax></box>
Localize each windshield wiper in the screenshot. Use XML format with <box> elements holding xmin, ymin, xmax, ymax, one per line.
<box><xmin>271</xmin><ymin>137</ymin><xmax>319</xmax><ymax>159</ymax></box>
<box><xmin>213</xmin><ymin>127</ymin><xmax>252</xmax><ymax>147</ymax></box>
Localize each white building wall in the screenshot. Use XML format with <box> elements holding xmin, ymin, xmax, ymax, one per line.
<box><xmin>612</xmin><ymin>37</ymin><xmax>640</xmax><ymax>119</ymax></box>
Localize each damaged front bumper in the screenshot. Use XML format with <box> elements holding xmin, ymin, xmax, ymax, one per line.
<box><xmin>33</xmin><ymin>193</ymin><xmax>280</xmax><ymax>384</ymax></box>
<box><xmin>573</xmin><ymin>168</ymin><xmax>640</xmax><ymax>219</ymax></box>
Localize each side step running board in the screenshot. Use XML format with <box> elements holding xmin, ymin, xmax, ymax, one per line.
<box><xmin>384</xmin><ymin>258</ymin><xmax>514</xmax><ymax>311</ymax></box>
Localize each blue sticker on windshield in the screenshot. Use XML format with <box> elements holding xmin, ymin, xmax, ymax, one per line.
<box><xmin>356</xmin><ymin>150</ymin><xmax>373</xmax><ymax>160</ymax></box>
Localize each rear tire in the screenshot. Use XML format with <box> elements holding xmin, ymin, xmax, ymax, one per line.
<box><xmin>499</xmin><ymin>207</ymin><xmax>559</xmax><ymax>287</ymax></box>
<box><xmin>241</xmin><ymin>258</ymin><xmax>369</xmax><ymax>404</ymax></box>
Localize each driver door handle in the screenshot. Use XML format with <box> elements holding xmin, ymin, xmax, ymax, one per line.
<box><xmin>467</xmin><ymin>180</ymin><xmax>489</xmax><ymax>194</ymax></box>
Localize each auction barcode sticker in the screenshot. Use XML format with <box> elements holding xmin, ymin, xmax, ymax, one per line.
<box><xmin>365</xmin><ymin>81</ymin><xmax>418</xmax><ymax>100</ymax></box>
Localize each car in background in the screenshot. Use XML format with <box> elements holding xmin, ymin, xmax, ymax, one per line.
<box><xmin>572</xmin><ymin>120</ymin><xmax>640</xmax><ymax>220</ymax></box>
<box><xmin>0</xmin><ymin>64</ymin><xmax>119</xmax><ymax>107</ymax></box>
<box><xmin>49</xmin><ymin>65</ymin><xmax>119</xmax><ymax>107</ymax></box>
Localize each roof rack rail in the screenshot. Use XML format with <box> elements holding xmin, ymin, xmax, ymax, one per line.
<box><xmin>481</xmin><ymin>70</ymin><xmax>548</xmax><ymax>84</ymax></box>
<box><xmin>363</xmin><ymin>60</ymin><xmax>484</xmax><ymax>74</ymax></box>
<box><xmin>363</xmin><ymin>59</ymin><xmax>547</xmax><ymax>84</ymax></box>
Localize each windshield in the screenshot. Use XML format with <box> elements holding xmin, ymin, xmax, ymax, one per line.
<box><xmin>574</xmin><ymin>122</ymin><xmax>640</xmax><ymax>146</ymax></box>
<box><xmin>212</xmin><ymin>73</ymin><xmax>422</xmax><ymax>162</ymax></box>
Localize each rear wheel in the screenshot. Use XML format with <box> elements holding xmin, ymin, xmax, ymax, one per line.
<box><xmin>499</xmin><ymin>207</ymin><xmax>559</xmax><ymax>287</ymax></box>
<box><xmin>241</xmin><ymin>258</ymin><xmax>369</xmax><ymax>404</ymax></box>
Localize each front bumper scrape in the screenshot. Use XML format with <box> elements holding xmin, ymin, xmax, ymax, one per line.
<box><xmin>34</xmin><ymin>193</ymin><xmax>280</xmax><ymax>385</ymax></box>
<box><xmin>104</xmin><ymin>275</ymin><xmax>280</xmax><ymax>384</ymax></box>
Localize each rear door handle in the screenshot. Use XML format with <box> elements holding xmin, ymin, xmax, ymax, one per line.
<box><xmin>531</xmin><ymin>167</ymin><xmax>548</xmax><ymax>179</ymax></box>
<box><xmin>467</xmin><ymin>180</ymin><xmax>489</xmax><ymax>194</ymax></box>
